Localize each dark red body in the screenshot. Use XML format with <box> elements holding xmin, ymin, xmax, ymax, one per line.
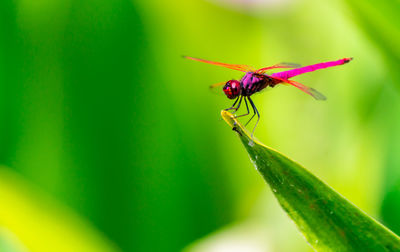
<box><xmin>240</xmin><ymin>72</ymin><xmax>279</xmax><ymax>96</ymax></box>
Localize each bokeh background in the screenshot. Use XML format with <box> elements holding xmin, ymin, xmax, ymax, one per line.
<box><xmin>0</xmin><ymin>0</ymin><xmax>399</xmax><ymax>251</ymax></box>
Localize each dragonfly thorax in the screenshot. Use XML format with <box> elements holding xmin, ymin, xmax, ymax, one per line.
<box><xmin>240</xmin><ymin>72</ymin><xmax>270</xmax><ymax>96</ymax></box>
<box><xmin>223</xmin><ymin>80</ymin><xmax>241</xmax><ymax>99</ymax></box>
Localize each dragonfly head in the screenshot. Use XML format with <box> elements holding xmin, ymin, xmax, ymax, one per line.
<box><xmin>223</xmin><ymin>80</ymin><xmax>241</xmax><ymax>99</ymax></box>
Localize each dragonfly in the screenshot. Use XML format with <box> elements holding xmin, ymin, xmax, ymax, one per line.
<box><xmin>185</xmin><ymin>56</ymin><xmax>353</xmax><ymax>137</ymax></box>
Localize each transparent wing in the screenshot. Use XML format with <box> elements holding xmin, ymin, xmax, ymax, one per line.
<box><xmin>256</xmin><ymin>62</ymin><xmax>301</xmax><ymax>74</ymax></box>
<box><xmin>184</xmin><ymin>56</ymin><xmax>255</xmax><ymax>72</ymax></box>
<box><xmin>270</xmin><ymin>76</ymin><xmax>326</xmax><ymax>100</ymax></box>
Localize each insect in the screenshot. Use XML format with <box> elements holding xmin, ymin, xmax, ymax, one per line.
<box><xmin>185</xmin><ymin>56</ymin><xmax>353</xmax><ymax>137</ymax></box>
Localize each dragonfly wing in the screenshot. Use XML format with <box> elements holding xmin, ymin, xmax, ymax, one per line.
<box><xmin>271</xmin><ymin>76</ymin><xmax>326</xmax><ymax>100</ymax></box>
<box><xmin>279</xmin><ymin>62</ymin><xmax>301</xmax><ymax>68</ymax></box>
<box><xmin>184</xmin><ymin>56</ymin><xmax>255</xmax><ymax>72</ymax></box>
<box><xmin>209</xmin><ymin>81</ymin><xmax>226</xmax><ymax>95</ymax></box>
<box><xmin>210</xmin><ymin>81</ymin><xmax>226</xmax><ymax>89</ymax></box>
<box><xmin>256</xmin><ymin>62</ymin><xmax>301</xmax><ymax>74</ymax></box>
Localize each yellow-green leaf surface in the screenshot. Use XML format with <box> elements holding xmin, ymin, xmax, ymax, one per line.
<box><xmin>221</xmin><ymin>110</ymin><xmax>400</xmax><ymax>251</ymax></box>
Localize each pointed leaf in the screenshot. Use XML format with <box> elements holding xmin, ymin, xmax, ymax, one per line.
<box><xmin>221</xmin><ymin>110</ymin><xmax>400</xmax><ymax>251</ymax></box>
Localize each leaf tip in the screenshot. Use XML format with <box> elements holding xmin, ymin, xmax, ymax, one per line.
<box><xmin>221</xmin><ymin>110</ymin><xmax>250</xmax><ymax>140</ymax></box>
<box><xmin>220</xmin><ymin>110</ymin><xmax>235</xmax><ymax>128</ymax></box>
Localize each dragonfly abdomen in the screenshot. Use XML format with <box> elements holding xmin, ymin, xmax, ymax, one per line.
<box><xmin>271</xmin><ymin>58</ymin><xmax>353</xmax><ymax>80</ymax></box>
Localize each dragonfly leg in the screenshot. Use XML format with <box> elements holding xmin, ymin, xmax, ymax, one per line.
<box><xmin>225</xmin><ymin>95</ymin><xmax>243</xmax><ymax>112</ymax></box>
<box><xmin>248</xmin><ymin>97</ymin><xmax>260</xmax><ymax>138</ymax></box>
<box><xmin>233</xmin><ymin>96</ymin><xmax>243</xmax><ymax>112</ymax></box>
<box><xmin>225</xmin><ymin>96</ymin><xmax>240</xmax><ymax>111</ymax></box>
<box><xmin>235</xmin><ymin>97</ymin><xmax>250</xmax><ymax>118</ymax></box>
<box><xmin>244</xmin><ymin>98</ymin><xmax>257</xmax><ymax>126</ymax></box>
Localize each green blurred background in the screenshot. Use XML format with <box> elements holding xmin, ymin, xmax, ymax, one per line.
<box><xmin>0</xmin><ymin>0</ymin><xmax>399</xmax><ymax>251</ymax></box>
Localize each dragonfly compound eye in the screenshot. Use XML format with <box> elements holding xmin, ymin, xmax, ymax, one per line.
<box><xmin>223</xmin><ymin>80</ymin><xmax>241</xmax><ymax>99</ymax></box>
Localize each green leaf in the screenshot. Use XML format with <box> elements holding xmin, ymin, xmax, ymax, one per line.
<box><xmin>221</xmin><ymin>110</ymin><xmax>400</xmax><ymax>251</ymax></box>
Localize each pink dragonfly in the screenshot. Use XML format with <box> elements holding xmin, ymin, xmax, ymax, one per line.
<box><xmin>185</xmin><ymin>56</ymin><xmax>353</xmax><ymax>136</ymax></box>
